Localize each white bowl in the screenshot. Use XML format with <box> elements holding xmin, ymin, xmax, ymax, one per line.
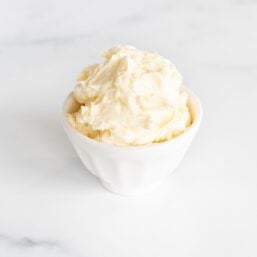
<box><xmin>62</xmin><ymin>87</ymin><xmax>202</xmax><ymax>195</ymax></box>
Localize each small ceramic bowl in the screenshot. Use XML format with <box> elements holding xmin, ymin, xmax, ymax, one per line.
<box><xmin>62</xmin><ymin>87</ymin><xmax>202</xmax><ymax>195</ymax></box>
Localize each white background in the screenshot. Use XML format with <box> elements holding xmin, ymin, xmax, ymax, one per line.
<box><xmin>0</xmin><ymin>0</ymin><xmax>257</xmax><ymax>256</ymax></box>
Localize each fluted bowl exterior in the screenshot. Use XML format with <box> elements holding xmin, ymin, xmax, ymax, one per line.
<box><xmin>62</xmin><ymin>87</ymin><xmax>202</xmax><ymax>195</ymax></box>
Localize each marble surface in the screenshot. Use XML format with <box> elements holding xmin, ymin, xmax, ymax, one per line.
<box><xmin>1</xmin><ymin>0</ymin><xmax>257</xmax><ymax>256</ymax></box>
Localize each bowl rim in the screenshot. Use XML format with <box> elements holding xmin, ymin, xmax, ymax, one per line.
<box><xmin>62</xmin><ymin>86</ymin><xmax>203</xmax><ymax>151</ymax></box>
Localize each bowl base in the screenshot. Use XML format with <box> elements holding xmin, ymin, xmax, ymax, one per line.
<box><xmin>100</xmin><ymin>180</ymin><xmax>163</xmax><ymax>196</ymax></box>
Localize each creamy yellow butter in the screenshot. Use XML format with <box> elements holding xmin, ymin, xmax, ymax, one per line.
<box><xmin>68</xmin><ymin>46</ymin><xmax>191</xmax><ymax>146</ymax></box>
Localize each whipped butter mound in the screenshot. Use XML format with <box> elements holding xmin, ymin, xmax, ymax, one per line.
<box><xmin>68</xmin><ymin>45</ymin><xmax>191</xmax><ymax>146</ymax></box>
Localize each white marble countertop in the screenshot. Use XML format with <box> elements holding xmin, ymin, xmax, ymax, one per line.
<box><xmin>1</xmin><ymin>0</ymin><xmax>257</xmax><ymax>256</ymax></box>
